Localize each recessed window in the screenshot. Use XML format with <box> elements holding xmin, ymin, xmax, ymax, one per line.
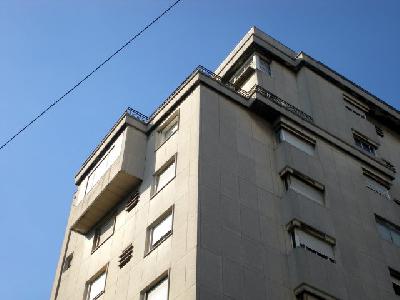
<box><xmin>296</xmin><ymin>292</ymin><xmax>326</xmax><ymax>300</ymax></box>
<box><xmin>154</xmin><ymin>157</ymin><xmax>176</xmax><ymax>195</ymax></box>
<box><xmin>148</xmin><ymin>211</ymin><xmax>173</xmax><ymax>252</ymax></box>
<box><xmin>144</xmin><ymin>277</ymin><xmax>169</xmax><ymax>300</ymax></box>
<box><xmin>157</xmin><ymin>115</ymin><xmax>179</xmax><ymax>148</ymax></box>
<box><xmin>354</xmin><ymin>135</ymin><xmax>376</xmax><ymax>156</ymax></box>
<box><xmin>277</xmin><ymin>128</ymin><xmax>315</xmax><ymax>156</ymax></box>
<box><xmin>93</xmin><ymin>216</ymin><xmax>115</xmax><ymax>252</ymax></box>
<box><xmin>286</xmin><ymin>175</ymin><xmax>324</xmax><ymax>205</ymax></box>
<box><xmin>389</xmin><ymin>268</ymin><xmax>400</xmax><ymax>296</ymax></box>
<box><xmin>62</xmin><ymin>253</ymin><xmax>73</xmax><ymax>273</ymax></box>
<box><xmin>289</xmin><ymin>223</ymin><xmax>335</xmax><ymax>263</ymax></box>
<box><xmin>281</xmin><ymin>169</ymin><xmax>324</xmax><ymax>205</ymax></box>
<box><xmin>365</xmin><ymin>176</ymin><xmax>391</xmax><ymax>199</ymax></box>
<box><xmin>376</xmin><ymin>216</ymin><xmax>400</xmax><ymax>247</ymax></box>
<box><xmin>259</xmin><ymin>58</ymin><xmax>271</xmax><ymax>76</ymax></box>
<box><xmin>343</xmin><ymin>94</ymin><xmax>368</xmax><ymax>119</ymax></box>
<box><xmin>86</xmin><ymin>270</ymin><xmax>107</xmax><ymax>300</ymax></box>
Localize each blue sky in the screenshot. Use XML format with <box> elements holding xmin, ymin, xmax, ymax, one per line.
<box><xmin>0</xmin><ymin>0</ymin><xmax>399</xmax><ymax>298</ymax></box>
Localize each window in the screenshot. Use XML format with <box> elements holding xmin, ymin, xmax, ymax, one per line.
<box><xmin>286</xmin><ymin>175</ymin><xmax>324</xmax><ymax>205</ymax></box>
<box><xmin>148</xmin><ymin>211</ymin><xmax>173</xmax><ymax>252</ymax></box>
<box><xmin>365</xmin><ymin>176</ymin><xmax>391</xmax><ymax>199</ymax></box>
<box><xmin>86</xmin><ymin>135</ymin><xmax>123</xmax><ymax>195</ymax></box>
<box><xmin>389</xmin><ymin>268</ymin><xmax>400</xmax><ymax>296</ymax></box>
<box><xmin>277</xmin><ymin>128</ymin><xmax>315</xmax><ymax>156</ymax></box>
<box><xmin>354</xmin><ymin>135</ymin><xmax>376</xmax><ymax>156</ymax></box>
<box><xmin>62</xmin><ymin>253</ymin><xmax>73</xmax><ymax>273</ymax></box>
<box><xmin>93</xmin><ymin>216</ymin><xmax>115</xmax><ymax>252</ymax></box>
<box><xmin>154</xmin><ymin>157</ymin><xmax>176</xmax><ymax>194</ymax></box>
<box><xmin>343</xmin><ymin>94</ymin><xmax>368</xmax><ymax>119</ymax></box>
<box><xmin>294</xmin><ymin>284</ymin><xmax>337</xmax><ymax>300</ymax></box>
<box><xmin>376</xmin><ymin>216</ymin><xmax>400</xmax><ymax>247</ymax></box>
<box><xmin>144</xmin><ymin>277</ymin><xmax>169</xmax><ymax>300</ymax></box>
<box><xmin>297</xmin><ymin>292</ymin><xmax>326</xmax><ymax>300</ymax></box>
<box><xmin>87</xmin><ymin>270</ymin><xmax>107</xmax><ymax>300</ymax></box>
<box><xmin>345</xmin><ymin>104</ymin><xmax>366</xmax><ymax>119</ymax></box>
<box><xmin>289</xmin><ymin>222</ymin><xmax>335</xmax><ymax>263</ymax></box>
<box><xmin>281</xmin><ymin>169</ymin><xmax>324</xmax><ymax>205</ymax></box>
<box><xmin>158</xmin><ymin>115</ymin><xmax>179</xmax><ymax>147</ymax></box>
<box><xmin>259</xmin><ymin>58</ymin><xmax>271</xmax><ymax>76</ymax></box>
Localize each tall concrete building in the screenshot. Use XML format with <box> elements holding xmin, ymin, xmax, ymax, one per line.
<box><xmin>51</xmin><ymin>27</ymin><xmax>400</xmax><ymax>300</ymax></box>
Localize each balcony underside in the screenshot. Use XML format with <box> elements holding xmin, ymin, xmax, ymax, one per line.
<box><xmin>72</xmin><ymin>171</ymin><xmax>140</xmax><ymax>234</ymax></box>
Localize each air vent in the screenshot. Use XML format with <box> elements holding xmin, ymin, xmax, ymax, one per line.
<box><xmin>119</xmin><ymin>244</ymin><xmax>133</xmax><ymax>268</ymax></box>
<box><xmin>126</xmin><ymin>191</ymin><xmax>140</xmax><ymax>212</ymax></box>
<box><xmin>382</xmin><ymin>159</ymin><xmax>396</xmax><ymax>173</ymax></box>
<box><xmin>375</xmin><ymin>126</ymin><xmax>384</xmax><ymax>137</ymax></box>
<box><xmin>62</xmin><ymin>253</ymin><xmax>73</xmax><ymax>273</ymax></box>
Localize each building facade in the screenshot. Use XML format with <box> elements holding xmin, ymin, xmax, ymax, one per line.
<box><xmin>51</xmin><ymin>27</ymin><xmax>400</xmax><ymax>300</ymax></box>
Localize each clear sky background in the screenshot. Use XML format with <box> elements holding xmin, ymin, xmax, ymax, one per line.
<box><xmin>0</xmin><ymin>0</ymin><xmax>399</xmax><ymax>298</ymax></box>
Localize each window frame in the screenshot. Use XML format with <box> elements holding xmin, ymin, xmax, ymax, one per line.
<box><xmin>146</xmin><ymin>208</ymin><xmax>174</xmax><ymax>255</ymax></box>
<box><xmin>156</xmin><ymin>112</ymin><xmax>179</xmax><ymax>150</ymax></box>
<box><xmin>280</xmin><ymin>167</ymin><xmax>325</xmax><ymax>205</ymax></box>
<box><xmin>287</xmin><ymin>219</ymin><xmax>335</xmax><ymax>263</ymax></box>
<box><xmin>376</xmin><ymin>215</ymin><xmax>400</xmax><ymax>247</ymax></box>
<box><xmin>92</xmin><ymin>214</ymin><xmax>116</xmax><ymax>253</ymax></box>
<box><xmin>141</xmin><ymin>273</ymin><xmax>170</xmax><ymax>300</ymax></box>
<box><xmin>85</xmin><ymin>266</ymin><xmax>108</xmax><ymax>300</ymax></box>
<box><xmin>363</xmin><ymin>169</ymin><xmax>391</xmax><ymax>200</ymax></box>
<box><xmin>152</xmin><ymin>155</ymin><xmax>177</xmax><ymax>197</ymax></box>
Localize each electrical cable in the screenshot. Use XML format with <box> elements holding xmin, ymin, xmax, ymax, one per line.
<box><xmin>0</xmin><ymin>0</ymin><xmax>183</xmax><ymax>151</ymax></box>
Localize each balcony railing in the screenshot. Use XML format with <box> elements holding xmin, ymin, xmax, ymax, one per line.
<box><xmin>127</xmin><ymin>66</ymin><xmax>314</xmax><ymax>125</ymax></box>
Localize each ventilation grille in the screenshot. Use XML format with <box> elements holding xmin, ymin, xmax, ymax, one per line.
<box><xmin>382</xmin><ymin>159</ymin><xmax>396</xmax><ymax>173</ymax></box>
<box><xmin>375</xmin><ymin>126</ymin><xmax>384</xmax><ymax>137</ymax></box>
<box><xmin>62</xmin><ymin>253</ymin><xmax>73</xmax><ymax>273</ymax></box>
<box><xmin>119</xmin><ymin>244</ymin><xmax>133</xmax><ymax>268</ymax></box>
<box><xmin>126</xmin><ymin>191</ymin><xmax>140</xmax><ymax>212</ymax></box>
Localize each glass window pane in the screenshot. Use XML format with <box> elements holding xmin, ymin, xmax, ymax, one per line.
<box><xmin>156</xmin><ymin>161</ymin><xmax>176</xmax><ymax>192</ymax></box>
<box><xmin>152</xmin><ymin>214</ymin><xmax>173</xmax><ymax>247</ymax></box>
<box><xmin>147</xmin><ymin>277</ymin><xmax>169</xmax><ymax>300</ymax></box>
<box><xmin>391</xmin><ymin>230</ymin><xmax>400</xmax><ymax>247</ymax></box>
<box><xmin>98</xmin><ymin>217</ymin><xmax>115</xmax><ymax>245</ymax></box>
<box><xmin>163</xmin><ymin>120</ymin><xmax>178</xmax><ymax>140</ymax></box>
<box><xmin>88</xmin><ymin>272</ymin><xmax>106</xmax><ymax>300</ymax></box>
<box><xmin>377</xmin><ymin>222</ymin><xmax>392</xmax><ymax>242</ymax></box>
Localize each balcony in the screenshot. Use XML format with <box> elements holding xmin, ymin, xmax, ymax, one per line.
<box><xmin>71</xmin><ymin>110</ymin><xmax>147</xmax><ymax>234</ymax></box>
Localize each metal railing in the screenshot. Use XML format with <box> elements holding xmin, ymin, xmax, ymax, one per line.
<box><xmin>125</xmin><ymin>65</ymin><xmax>313</xmax><ymax>125</ymax></box>
<box><xmin>249</xmin><ymin>85</ymin><xmax>314</xmax><ymax>123</ymax></box>
<box><xmin>125</xmin><ymin>107</ymin><xmax>149</xmax><ymax>123</ymax></box>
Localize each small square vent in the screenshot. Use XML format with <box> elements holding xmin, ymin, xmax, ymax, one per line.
<box><xmin>126</xmin><ymin>191</ymin><xmax>140</xmax><ymax>212</ymax></box>
<box><xmin>375</xmin><ymin>126</ymin><xmax>384</xmax><ymax>137</ymax></box>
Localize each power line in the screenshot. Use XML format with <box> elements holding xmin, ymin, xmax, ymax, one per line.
<box><xmin>0</xmin><ymin>0</ymin><xmax>183</xmax><ymax>151</ymax></box>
